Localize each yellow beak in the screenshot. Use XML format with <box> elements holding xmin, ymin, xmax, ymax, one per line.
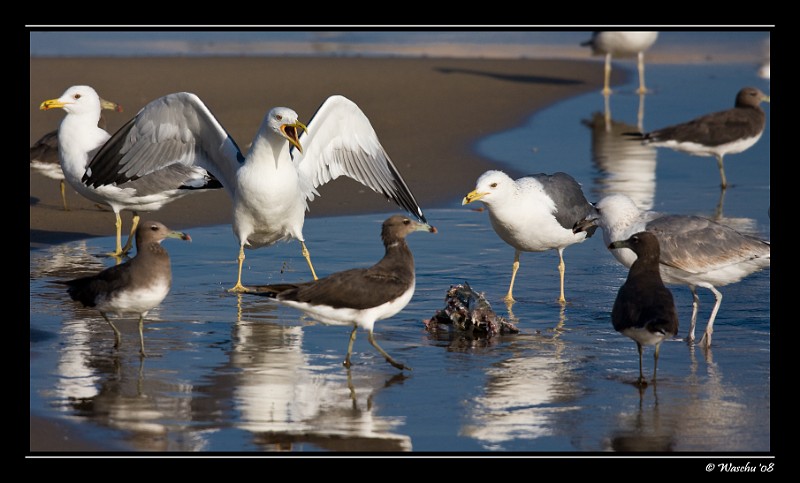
<box><xmin>462</xmin><ymin>189</ymin><xmax>486</xmax><ymax>205</ymax></box>
<box><xmin>40</xmin><ymin>98</ymin><xmax>65</xmax><ymax>111</ymax></box>
<box><xmin>282</xmin><ymin>120</ymin><xmax>308</xmax><ymax>153</ymax></box>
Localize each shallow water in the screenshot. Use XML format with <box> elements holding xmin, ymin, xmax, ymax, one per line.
<box><xmin>29</xmin><ymin>61</ymin><xmax>770</xmax><ymax>453</ymax></box>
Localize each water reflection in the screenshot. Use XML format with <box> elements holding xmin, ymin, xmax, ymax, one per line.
<box><xmin>223</xmin><ymin>301</ymin><xmax>412</xmax><ymax>451</ymax></box>
<box><xmin>30</xmin><ymin>240</ymin><xmax>107</xmax><ymax>280</ymax></box>
<box><xmin>583</xmin><ymin>109</ymin><xmax>657</xmax><ymax>211</ymax></box>
<box><xmin>605</xmin><ymin>384</ymin><xmax>676</xmax><ymax>452</ymax></box>
<box><xmin>460</xmin><ymin>310</ymin><xmax>582</xmax><ymax>450</ymax></box>
<box><xmin>52</xmin><ymin>341</ymin><xmax>208</xmax><ymax>451</ymax></box>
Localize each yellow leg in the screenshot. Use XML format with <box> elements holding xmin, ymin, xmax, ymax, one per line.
<box><xmin>602</xmin><ymin>53</ymin><xmax>613</xmax><ymax>95</ymax></box>
<box><xmin>228</xmin><ymin>245</ymin><xmax>250</xmax><ymax>293</ymax></box>
<box><xmin>368</xmin><ymin>330</ymin><xmax>411</xmax><ymax>371</ymax></box>
<box><xmin>138</xmin><ymin>315</ymin><xmax>148</xmax><ymax>358</ymax></box>
<box><xmin>119</xmin><ymin>212</ymin><xmax>139</xmax><ymax>256</ymax></box>
<box><xmin>344</xmin><ymin>326</ymin><xmax>358</xmax><ymax>368</ymax></box>
<box><xmin>300</xmin><ymin>240</ymin><xmax>318</xmax><ymax>280</ymax></box>
<box><xmin>504</xmin><ymin>251</ymin><xmax>520</xmax><ymax>303</ymax></box>
<box><xmin>557</xmin><ymin>248</ymin><xmax>567</xmax><ymax>305</ymax></box>
<box><xmin>112</xmin><ymin>212</ymin><xmax>124</xmax><ymax>256</ymax></box>
<box><xmin>60</xmin><ymin>180</ymin><xmax>69</xmax><ymax>211</ymax></box>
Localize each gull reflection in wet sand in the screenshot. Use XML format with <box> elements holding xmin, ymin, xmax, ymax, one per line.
<box><xmin>227</xmin><ymin>301</ymin><xmax>412</xmax><ymax>451</ymax></box>
<box><xmin>604</xmin><ymin>344</ymin><xmax>765</xmax><ymax>452</ymax></box>
<box><xmin>51</xmin><ymin>317</ymin><xmax>208</xmax><ymax>451</ymax></box>
<box><xmin>583</xmin><ymin>110</ymin><xmax>657</xmax><ymax>212</ymax></box>
<box><xmin>30</xmin><ymin>240</ymin><xmax>107</xmax><ymax>280</ymax></box>
<box><xmin>459</xmin><ymin>311</ymin><xmax>581</xmax><ymax>450</ymax></box>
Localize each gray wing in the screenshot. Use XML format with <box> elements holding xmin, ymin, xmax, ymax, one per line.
<box><xmin>82</xmin><ymin>92</ymin><xmax>243</xmax><ymax>197</ymax></box>
<box><xmin>295</xmin><ymin>95</ymin><xmax>427</xmax><ymax>223</ymax></box>
<box><xmin>647</xmin><ymin>215</ymin><xmax>770</xmax><ymax>273</ymax></box>
<box><xmin>532</xmin><ymin>172</ymin><xmax>596</xmax><ymax>236</ymax></box>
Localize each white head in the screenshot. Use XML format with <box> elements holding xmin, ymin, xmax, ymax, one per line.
<box><xmin>263</xmin><ymin>106</ymin><xmax>307</xmax><ymax>153</ymax></box>
<box><xmin>462</xmin><ymin>170</ymin><xmax>514</xmax><ymax>206</ymax></box>
<box><xmin>40</xmin><ymin>85</ymin><xmax>102</xmax><ymax>118</ymax></box>
<box><xmin>594</xmin><ymin>194</ymin><xmax>642</xmax><ymax>229</ymax></box>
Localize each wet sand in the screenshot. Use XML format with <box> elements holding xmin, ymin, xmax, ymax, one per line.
<box><xmin>29</xmin><ymin>55</ymin><xmax>604</xmax><ymax>452</ymax></box>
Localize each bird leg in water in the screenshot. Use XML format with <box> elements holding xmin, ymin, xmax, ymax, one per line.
<box><xmin>557</xmin><ymin>248</ymin><xmax>567</xmax><ymax>305</ymax></box>
<box><xmin>137</xmin><ymin>315</ymin><xmax>148</xmax><ymax>358</ymax></box>
<box><xmin>636</xmin><ymin>51</ymin><xmax>648</xmax><ymax>94</ymax></box>
<box><xmin>300</xmin><ymin>241</ymin><xmax>318</xmax><ymax>280</ymax></box>
<box><xmin>716</xmin><ymin>154</ymin><xmax>728</xmax><ymax>189</ymax></box>
<box><xmin>368</xmin><ymin>330</ymin><xmax>411</xmax><ymax>371</ymax></box>
<box><xmin>229</xmin><ymin>246</ymin><xmax>250</xmax><ymax>293</ymax></box>
<box><xmin>343</xmin><ymin>325</ymin><xmax>411</xmax><ymax>371</ymax></box>
<box><xmin>344</xmin><ymin>326</ymin><xmax>358</xmax><ymax>368</ymax></box>
<box><xmin>636</xmin><ymin>342</ymin><xmax>647</xmax><ymax>387</ymax></box>
<box><xmin>504</xmin><ymin>251</ymin><xmax>521</xmax><ymax>303</ymax></box>
<box><xmin>687</xmin><ymin>288</ymin><xmax>701</xmax><ymax>344</ymax></box>
<box><xmin>101</xmin><ymin>313</ymin><xmax>122</xmax><ymax>350</ymax></box>
<box><xmin>699</xmin><ymin>287</ymin><xmax>723</xmax><ymax>349</ymax></box>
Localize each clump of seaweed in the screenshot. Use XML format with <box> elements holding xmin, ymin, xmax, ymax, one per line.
<box><xmin>425</xmin><ymin>282</ymin><xmax>519</xmax><ymax>338</ymax></box>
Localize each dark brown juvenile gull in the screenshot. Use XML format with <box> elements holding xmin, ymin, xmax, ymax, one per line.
<box><xmin>581</xmin><ymin>31</ymin><xmax>659</xmax><ymax>95</ymax></box>
<box><xmin>626</xmin><ymin>86</ymin><xmax>770</xmax><ymax>189</ymax></box>
<box><xmin>462</xmin><ymin>170</ymin><xmax>596</xmax><ymax>305</ymax></box>
<box><xmin>80</xmin><ymin>92</ymin><xmax>428</xmax><ymax>292</ymax></box>
<box><xmin>30</xmin><ymin>97</ymin><xmax>122</xmax><ymax>211</ymax></box>
<box><xmin>610</xmin><ymin>231</ymin><xmax>679</xmax><ymax>386</ymax></box>
<box><xmin>40</xmin><ymin>86</ymin><xmax>221</xmax><ymax>258</ymax></box>
<box><xmin>574</xmin><ymin>193</ymin><xmax>770</xmax><ymax>349</ymax></box>
<box><xmin>247</xmin><ymin>215</ymin><xmax>436</xmax><ymax>371</ymax></box>
<box><xmin>59</xmin><ymin>221</ymin><xmax>191</xmax><ymax>357</ymax></box>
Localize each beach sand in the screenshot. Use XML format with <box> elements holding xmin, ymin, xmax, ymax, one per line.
<box><xmin>29</xmin><ymin>56</ymin><xmax>604</xmax><ymax>452</ymax></box>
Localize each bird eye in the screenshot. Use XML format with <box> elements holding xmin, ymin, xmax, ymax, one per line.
<box><xmin>276</xmin><ymin>114</ymin><xmax>283</xmax><ymax>121</ymax></box>
<box><xmin>490</xmin><ymin>183</ymin><xmax>497</xmax><ymax>188</ymax></box>
<box><xmin>403</xmin><ymin>219</ymin><xmax>410</xmax><ymax>225</ymax></box>
<box><xmin>73</xmin><ymin>94</ymin><xmax>81</xmax><ymax>100</ymax></box>
<box><xmin>150</xmin><ymin>224</ymin><xmax>159</xmax><ymax>231</ymax></box>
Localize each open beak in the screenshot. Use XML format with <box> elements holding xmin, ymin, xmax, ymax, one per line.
<box><xmin>282</xmin><ymin>120</ymin><xmax>307</xmax><ymax>153</ymax></box>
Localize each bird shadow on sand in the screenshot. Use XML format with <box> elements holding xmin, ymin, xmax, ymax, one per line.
<box><xmin>435</xmin><ymin>67</ymin><xmax>584</xmax><ymax>86</ymax></box>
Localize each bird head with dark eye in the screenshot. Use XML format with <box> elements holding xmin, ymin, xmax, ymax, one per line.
<box><xmin>609</xmin><ymin>232</ymin><xmax>659</xmax><ymax>260</ymax></box>
<box><xmin>267</xmin><ymin>107</ymin><xmax>307</xmax><ymax>154</ymax></box>
<box><xmin>463</xmin><ymin>171</ymin><xmax>504</xmax><ymax>206</ymax></box>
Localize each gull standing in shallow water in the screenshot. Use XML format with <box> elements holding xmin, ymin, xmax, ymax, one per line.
<box><xmin>573</xmin><ymin>194</ymin><xmax>770</xmax><ymax>349</ymax></box>
<box><xmin>82</xmin><ymin>93</ymin><xmax>428</xmax><ymax>292</ymax></box>
<box><xmin>59</xmin><ymin>221</ymin><xmax>191</xmax><ymax>357</ymax></box>
<box><xmin>625</xmin><ymin>86</ymin><xmax>770</xmax><ymax>189</ymax></box>
<box><xmin>40</xmin><ymin>86</ymin><xmax>222</xmax><ymax>257</ymax></box>
<box><xmin>581</xmin><ymin>31</ymin><xmax>659</xmax><ymax>95</ymax></box>
<box><xmin>610</xmin><ymin>231</ymin><xmax>679</xmax><ymax>386</ymax></box>
<box><xmin>462</xmin><ymin>170</ymin><xmax>596</xmax><ymax>305</ymax></box>
<box><xmin>247</xmin><ymin>215</ymin><xmax>437</xmax><ymax>371</ymax></box>
<box><xmin>31</xmin><ymin>96</ymin><xmax>123</xmax><ymax>211</ymax></box>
